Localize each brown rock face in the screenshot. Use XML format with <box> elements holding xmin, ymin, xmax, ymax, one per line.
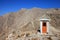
<box><xmin>0</xmin><ymin>8</ymin><xmax>60</xmax><ymax>40</ymax></box>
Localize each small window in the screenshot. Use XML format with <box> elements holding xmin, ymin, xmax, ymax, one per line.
<box><xmin>43</xmin><ymin>22</ymin><xmax>46</xmax><ymax>26</ymax></box>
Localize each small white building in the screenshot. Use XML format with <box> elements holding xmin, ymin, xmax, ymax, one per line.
<box><xmin>40</xmin><ymin>14</ymin><xmax>50</xmax><ymax>35</ymax></box>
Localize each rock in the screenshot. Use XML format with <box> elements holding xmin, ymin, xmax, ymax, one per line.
<box><xmin>0</xmin><ymin>8</ymin><xmax>60</xmax><ymax>40</ymax></box>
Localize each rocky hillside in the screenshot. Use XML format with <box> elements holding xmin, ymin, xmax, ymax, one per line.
<box><xmin>0</xmin><ymin>8</ymin><xmax>60</xmax><ymax>40</ymax></box>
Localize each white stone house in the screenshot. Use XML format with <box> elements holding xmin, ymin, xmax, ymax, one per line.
<box><xmin>39</xmin><ymin>14</ymin><xmax>51</xmax><ymax>35</ymax></box>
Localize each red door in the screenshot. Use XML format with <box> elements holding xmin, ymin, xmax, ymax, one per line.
<box><xmin>42</xmin><ymin>22</ymin><xmax>47</xmax><ymax>33</ymax></box>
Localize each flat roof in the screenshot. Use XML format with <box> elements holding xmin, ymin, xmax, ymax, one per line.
<box><xmin>40</xmin><ymin>19</ymin><xmax>50</xmax><ymax>21</ymax></box>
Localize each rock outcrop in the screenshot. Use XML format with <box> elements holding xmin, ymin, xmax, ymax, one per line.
<box><xmin>0</xmin><ymin>8</ymin><xmax>60</xmax><ymax>40</ymax></box>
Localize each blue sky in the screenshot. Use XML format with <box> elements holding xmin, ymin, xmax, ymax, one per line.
<box><xmin>0</xmin><ymin>0</ymin><xmax>60</xmax><ymax>16</ymax></box>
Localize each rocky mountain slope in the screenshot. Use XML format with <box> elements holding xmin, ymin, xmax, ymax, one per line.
<box><xmin>0</xmin><ymin>8</ymin><xmax>60</xmax><ymax>40</ymax></box>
